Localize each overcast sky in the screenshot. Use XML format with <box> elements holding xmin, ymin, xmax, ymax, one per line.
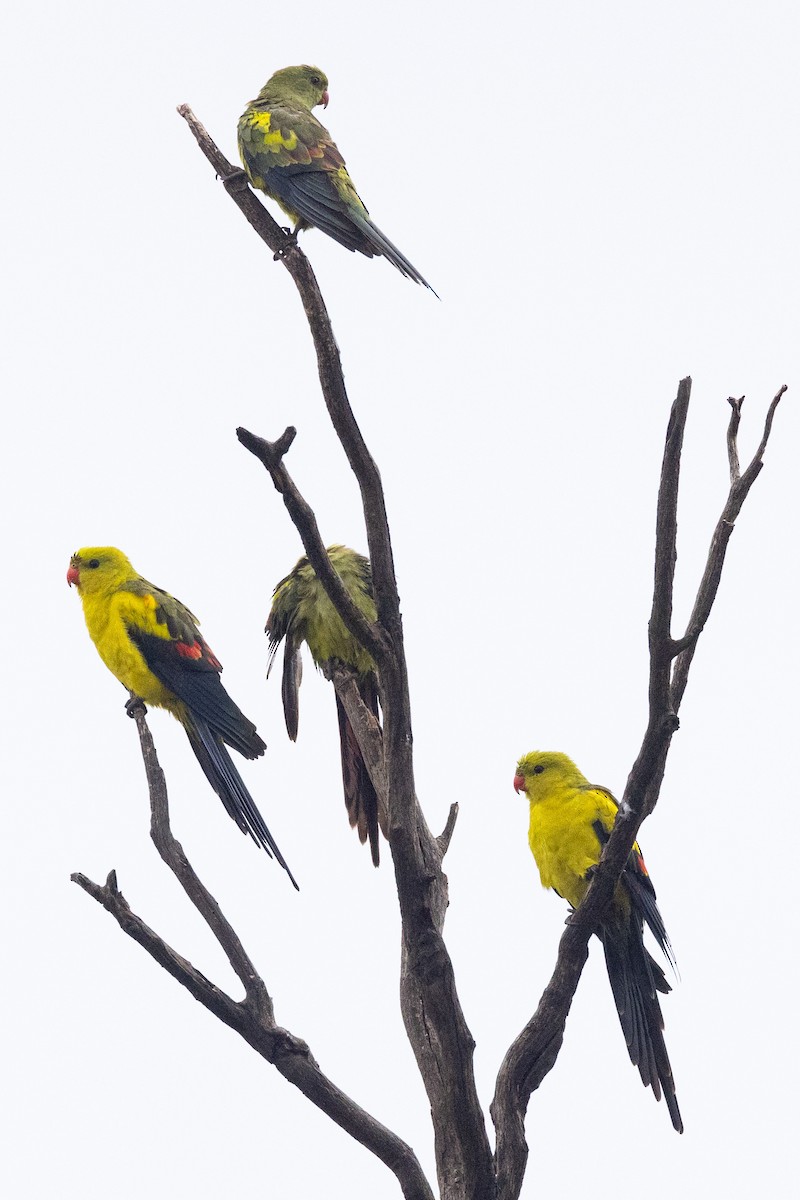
<box><xmin>3</xmin><ymin>2</ymin><xmax>798</xmax><ymax>1197</ymax></box>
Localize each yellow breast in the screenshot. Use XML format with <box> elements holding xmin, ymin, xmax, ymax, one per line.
<box><xmin>528</xmin><ymin>787</ymin><xmax>614</xmax><ymax>908</ymax></box>
<box><xmin>80</xmin><ymin>590</ymin><xmax>177</xmax><ymax>712</ymax></box>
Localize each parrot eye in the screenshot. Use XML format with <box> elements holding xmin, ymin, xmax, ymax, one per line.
<box><xmin>310</xmin><ymin>75</ymin><xmax>321</xmax><ymax>86</ymax></box>
<box><xmin>87</xmin><ymin>558</ymin><xmax>100</xmax><ymax>569</ymax></box>
<box><xmin>532</xmin><ymin>764</ymin><xmax>545</xmax><ymax>775</ymax></box>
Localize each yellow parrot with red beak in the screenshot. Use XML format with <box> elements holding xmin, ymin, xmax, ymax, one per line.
<box><xmin>514</xmin><ymin>750</ymin><xmax>682</xmax><ymax>1132</ymax></box>
<box><xmin>68</xmin><ymin>546</ymin><xmax>297</xmax><ymax>888</ymax></box>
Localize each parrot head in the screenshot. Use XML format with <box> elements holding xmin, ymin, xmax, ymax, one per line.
<box><xmin>67</xmin><ymin>546</ymin><xmax>134</xmax><ymax>595</ymax></box>
<box><xmin>258</xmin><ymin>64</ymin><xmax>329</xmax><ymax>110</ymax></box>
<box><xmin>514</xmin><ymin>751</ymin><xmax>585</xmax><ymax>800</ymax></box>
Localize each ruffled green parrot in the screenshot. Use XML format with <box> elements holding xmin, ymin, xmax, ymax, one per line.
<box><xmin>238</xmin><ymin>64</ymin><xmax>435</xmax><ymax>291</ymax></box>
<box><xmin>267</xmin><ymin>545</ymin><xmax>385</xmax><ymax>865</ymax></box>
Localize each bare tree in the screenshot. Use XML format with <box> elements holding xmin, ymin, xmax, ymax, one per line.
<box><xmin>72</xmin><ymin>107</ymin><xmax>786</xmax><ymax>1200</ymax></box>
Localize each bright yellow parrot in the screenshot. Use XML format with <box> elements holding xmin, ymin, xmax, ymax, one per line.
<box><xmin>68</xmin><ymin>546</ymin><xmax>297</xmax><ymax>888</ymax></box>
<box><xmin>514</xmin><ymin>750</ymin><xmax>682</xmax><ymax>1132</ymax></box>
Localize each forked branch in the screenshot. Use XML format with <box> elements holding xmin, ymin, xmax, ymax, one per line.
<box><xmin>73</xmin><ymin>703</ymin><xmax>435</xmax><ymax>1200</ymax></box>
<box><xmin>492</xmin><ymin>377</ymin><xmax>785</xmax><ymax>1200</ymax></box>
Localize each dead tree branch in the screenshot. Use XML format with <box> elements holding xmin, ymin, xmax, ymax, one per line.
<box><xmin>73</xmin><ymin>704</ymin><xmax>435</xmax><ymax>1200</ymax></box>
<box><xmin>179</xmin><ymin>107</ymin><xmax>493</xmax><ymax>1200</ymax></box>
<box><xmin>491</xmin><ymin>377</ymin><xmax>785</xmax><ymax>1200</ymax></box>
<box><xmin>235</xmin><ymin>423</ymin><xmax>492</xmax><ymax>1200</ymax></box>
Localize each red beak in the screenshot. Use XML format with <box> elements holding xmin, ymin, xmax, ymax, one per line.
<box><xmin>67</xmin><ymin>564</ymin><xmax>80</xmax><ymax>587</ymax></box>
<box><xmin>321</xmin><ymin>90</ymin><xmax>329</xmax><ymax>108</ymax></box>
<box><xmin>513</xmin><ymin>774</ymin><xmax>525</xmax><ymax>794</ymax></box>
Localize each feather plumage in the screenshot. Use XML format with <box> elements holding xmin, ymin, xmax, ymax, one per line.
<box><xmin>68</xmin><ymin>546</ymin><xmax>297</xmax><ymax>888</ymax></box>
<box><xmin>267</xmin><ymin>545</ymin><xmax>384</xmax><ymax>865</ymax></box>
<box><xmin>238</xmin><ymin>64</ymin><xmax>435</xmax><ymax>291</ymax></box>
<box><xmin>514</xmin><ymin>750</ymin><xmax>682</xmax><ymax>1132</ymax></box>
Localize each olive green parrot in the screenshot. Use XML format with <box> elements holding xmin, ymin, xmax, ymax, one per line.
<box><xmin>267</xmin><ymin>545</ymin><xmax>385</xmax><ymax>864</ymax></box>
<box><xmin>238</xmin><ymin>64</ymin><xmax>435</xmax><ymax>291</ymax></box>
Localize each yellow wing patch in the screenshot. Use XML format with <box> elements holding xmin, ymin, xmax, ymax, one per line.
<box><xmin>248</xmin><ymin>110</ymin><xmax>299</xmax><ymax>152</ymax></box>
<box><xmin>113</xmin><ymin>590</ymin><xmax>171</xmax><ymax>640</ymax></box>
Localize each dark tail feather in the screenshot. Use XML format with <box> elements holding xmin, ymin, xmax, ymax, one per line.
<box><xmin>335</xmin><ymin>690</ymin><xmax>381</xmax><ymax>866</ymax></box>
<box><xmin>184</xmin><ymin>715</ymin><xmax>299</xmax><ymax>890</ymax></box>
<box><xmin>601</xmin><ymin>919</ymin><xmax>683</xmax><ymax>1133</ymax></box>
<box><xmin>626</xmin><ymin>870</ymin><xmax>679</xmax><ymax>976</ymax></box>
<box><xmin>349</xmin><ymin>210</ymin><xmax>438</xmax><ymax>295</ymax></box>
<box><xmin>281</xmin><ymin>636</ymin><xmax>302</xmax><ymax>742</ymax></box>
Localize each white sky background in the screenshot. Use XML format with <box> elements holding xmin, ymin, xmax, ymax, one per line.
<box><xmin>2</xmin><ymin>1</ymin><xmax>798</xmax><ymax>1196</ymax></box>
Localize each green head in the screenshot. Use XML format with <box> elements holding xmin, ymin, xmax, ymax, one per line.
<box><xmin>513</xmin><ymin>751</ymin><xmax>588</xmax><ymax>800</ymax></box>
<box><xmin>67</xmin><ymin>546</ymin><xmax>134</xmax><ymax>596</ymax></box>
<box><xmin>257</xmin><ymin>64</ymin><xmax>329</xmax><ymax>110</ymax></box>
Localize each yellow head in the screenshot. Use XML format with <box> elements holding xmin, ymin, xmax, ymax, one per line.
<box><xmin>513</xmin><ymin>750</ymin><xmax>588</xmax><ymax>801</ymax></box>
<box><xmin>67</xmin><ymin>546</ymin><xmax>134</xmax><ymax>596</ymax></box>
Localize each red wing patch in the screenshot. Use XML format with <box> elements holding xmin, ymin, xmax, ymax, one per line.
<box><xmin>176</xmin><ymin>640</ymin><xmax>203</xmax><ymax>660</ymax></box>
<box><xmin>633</xmin><ymin>843</ymin><xmax>650</xmax><ymax>878</ymax></box>
<box><xmin>175</xmin><ymin>638</ymin><xmax>221</xmax><ymax>670</ymax></box>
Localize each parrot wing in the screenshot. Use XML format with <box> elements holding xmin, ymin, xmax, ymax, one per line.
<box><xmin>591</xmin><ymin>814</ymin><xmax>678</xmax><ymax>976</ymax></box>
<box><xmin>239</xmin><ymin>104</ymin><xmax>434</xmax><ymax>286</ymax></box>
<box><xmin>271</xmin><ymin>161</ymin><xmax>438</xmax><ymax>287</ymax></box>
<box><xmin>268</xmin><ymin>169</ymin><xmax>378</xmax><ymax>254</ymax></box>
<box><xmin>239</xmin><ymin>104</ymin><xmax>368</xmax><ymax>243</ymax></box>
<box><xmin>238</xmin><ymin>104</ymin><xmax>336</xmax><ymax>172</ymax></box>
<box><xmin>122</xmin><ymin>580</ymin><xmax>265</xmax><ymax>759</ymax></box>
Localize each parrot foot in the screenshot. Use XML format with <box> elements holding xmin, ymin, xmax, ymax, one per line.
<box><xmin>219</xmin><ymin>167</ymin><xmax>249</xmax><ymax>192</ymax></box>
<box><xmin>124</xmin><ymin>695</ymin><xmax>147</xmax><ymax>719</ymax></box>
<box><xmin>273</xmin><ymin>231</ymin><xmax>298</xmax><ymax>262</ymax></box>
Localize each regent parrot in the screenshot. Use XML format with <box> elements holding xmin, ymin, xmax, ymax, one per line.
<box><xmin>238</xmin><ymin>64</ymin><xmax>435</xmax><ymax>290</ymax></box>
<box><xmin>68</xmin><ymin>546</ymin><xmax>298</xmax><ymax>888</ymax></box>
<box><xmin>514</xmin><ymin>750</ymin><xmax>682</xmax><ymax>1132</ymax></box>
<box><xmin>267</xmin><ymin>545</ymin><xmax>385</xmax><ymax>865</ymax></box>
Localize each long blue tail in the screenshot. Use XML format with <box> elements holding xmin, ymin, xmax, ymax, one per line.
<box><xmin>185</xmin><ymin>715</ymin><xmax>298</xmax><ymax>889</ymax></box>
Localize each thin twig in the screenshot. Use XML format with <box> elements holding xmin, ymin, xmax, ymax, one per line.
<box><xmin>71</xmin><ymin>867</ymin><xmax>246</xmax><ymax>1025</ymax></box>
<box><xmin>670</xmin><ymin>383</ymin><xmax>786</xmax><ymax>714</ymax></box>
<box><xmin>436</xmin><ymin>804</ymin><xmax>460</xmax><ymax>858</ymax></box>
<box><xmin>130</xmin><ymin>698</ymin><xmax>271</xmax><ymax>1010</ymax></box>
<box><xmin>727</xmin><ymin>395</ymin><xmax>744</xmax><ymax>483</ymax></box>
